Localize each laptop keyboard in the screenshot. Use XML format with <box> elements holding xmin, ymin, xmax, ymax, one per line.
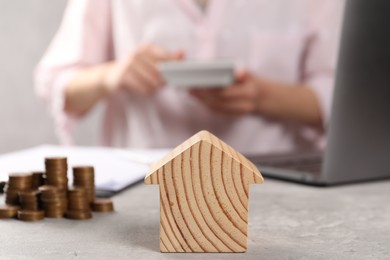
<box><xmin>246</xmin><ymin>151</ymin><xmax>323</xmax><ymax>175</ymax></box>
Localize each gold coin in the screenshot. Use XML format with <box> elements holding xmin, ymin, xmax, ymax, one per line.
<box><xmin>0</xmin><ymin>205</ymin><xmax>20</xmax><ymax>218</ymax></box>
<box><xmin>65</xmin><ymin>210</ymin><xmax>92</xmax><ymax>220</ymax></box>
<box><xmin>17</xmin><ymin>210</ymin><xmax>45</xmax><ymax>221</ymax></box>
<box><xmin>91</xmin><ymin>198</ymin><xmax>114</xmax><ymax>212</ymax></box>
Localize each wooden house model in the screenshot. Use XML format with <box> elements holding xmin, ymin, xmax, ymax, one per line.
<box><xmin>145</xmin><ymin>130</ymin><xmax>264</xmax><ymax>253</ymax></box>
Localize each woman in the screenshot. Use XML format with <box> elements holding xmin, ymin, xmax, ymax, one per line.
<box><xmin>35</xmin><ymin>0</ymin><xmax>344</xmax><ymax>154</ymax></box>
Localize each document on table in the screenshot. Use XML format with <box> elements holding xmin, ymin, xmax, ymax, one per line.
<box><xmin>0</xmin><ymin>145</ymin><xmax>169</xmax><ymax>196</ymax></box>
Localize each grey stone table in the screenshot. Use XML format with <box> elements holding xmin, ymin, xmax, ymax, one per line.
<box><xmin>1</xmin><ymin>179</ymin><xmax>389</xmax><ymax>260</ymax></box>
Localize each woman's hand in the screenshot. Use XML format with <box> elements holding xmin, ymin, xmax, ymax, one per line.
<box><xmin>103</xmin><ymin>44</ymin><xmax>184</xmax><ymax>96</ymax></box>
<box><xmin>190</xmin><ymin>69</ymin><xmax>323</xmax><ymax>129</ymax></box>
<box><xmin>65</xmin><ymin>44</ymin><xmax>184</xmax><ymax>115</ymax></box>
<box><xmin>190</xmin><ymin>70</ymin><xmax>267</xmax><ymax>116</ymax></box>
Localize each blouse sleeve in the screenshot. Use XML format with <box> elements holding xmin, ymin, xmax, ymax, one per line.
<box><xmin>34</xmin><ymin>0</ymin><xmax>112</xmax><ymax>145</ymax></box>
<box><xmin>300</xmin><ymin>1</ymin><xmax>345</xmax><ymax>147</ymax></box>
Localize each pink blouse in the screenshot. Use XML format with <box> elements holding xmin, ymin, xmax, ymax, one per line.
<box><xmin>35</xmin><ymin>0</ymin><xmax>344</xmax><ymax>154</ymax></box>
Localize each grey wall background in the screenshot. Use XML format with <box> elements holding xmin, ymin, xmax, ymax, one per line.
<box><xmin>0</xmin><ymin>0</ymin><xmax>100</xmax><ymax>154</ymax></box>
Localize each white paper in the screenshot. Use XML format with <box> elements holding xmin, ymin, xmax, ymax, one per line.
<box><xmin>0</xmin><ymin>145</ymin><xmax>170</xmax><ymax>192</ymax></box>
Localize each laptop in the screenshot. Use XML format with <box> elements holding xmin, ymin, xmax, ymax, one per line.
<box><xmin>247</xmin><ymin>0</ymin><xmax>390</xmax><ymax>185</ymax></box>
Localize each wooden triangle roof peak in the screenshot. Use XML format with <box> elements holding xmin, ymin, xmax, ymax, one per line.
<box><xmin>145</xmin><ymin>130</ymin><xmax>264</xmax><ymax>184</ymax></box>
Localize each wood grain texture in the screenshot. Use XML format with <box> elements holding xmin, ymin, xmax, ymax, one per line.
<box><xmin>145</xmin><ymin>130</ymin><xmax>263</xmax><ymax>253</ymax></box>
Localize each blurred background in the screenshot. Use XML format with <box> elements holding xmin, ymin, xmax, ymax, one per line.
<box><xmin>0</xmin><ymin>0</ymin><xmax>99</xmax><ymax>153</ymax></box>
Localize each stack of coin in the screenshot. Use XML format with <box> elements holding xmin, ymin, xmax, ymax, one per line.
<box><xmin>1</xmin><ymin>158</ymin><xmax>115</xmax><ymax>222</ymax></box>
<box><xmin>91</xmin><ymin>198</ymin><xmax>114</xmax><ymax>212</ymax></box>
<box><xmin>18</xmin><ymin>190</ymin><xmax>40</xmax><ymax>211</ymax></box>
<box><xmin>4</xmin><ymin>173</ymin><xmax>33</xmax><ymax>205</ymax></box>
<box><xmin>73</xmin><ymin>166</ymin><xmax>95</xmax><ymax>203</ymax></box>
<box><xmin>45</xmin><ymin>157</ymin><xmax>68</xmax><ymax>191</ymax></box>
<box><xmin>65</xmin><ymin>187</ymin><xmax>92</xmax><ymax>220</ymax></box>
<box><xmin>17</xmin><ymin>210</ymin><xmax>45</xmax><ymax>221</ymax></box>
<box><xmin>39</xmin><ymin>185</ymin><xmax>67</xmax><ymax>218</ymax></box>
<box><xmin>31</xmin><ymin>172</ymin><xmax>45</xmax><ymax>189</ymax></box>
<box><xmin>0</xmin><ymin>205</ymin><xmax>20</xmax><ymax>219</ymax></box>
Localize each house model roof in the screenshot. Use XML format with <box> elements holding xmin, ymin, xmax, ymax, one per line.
<box><xmin>145</xmin><ymin>130</ymin><xmax>263</xmax><ymax>184</ymax></box>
